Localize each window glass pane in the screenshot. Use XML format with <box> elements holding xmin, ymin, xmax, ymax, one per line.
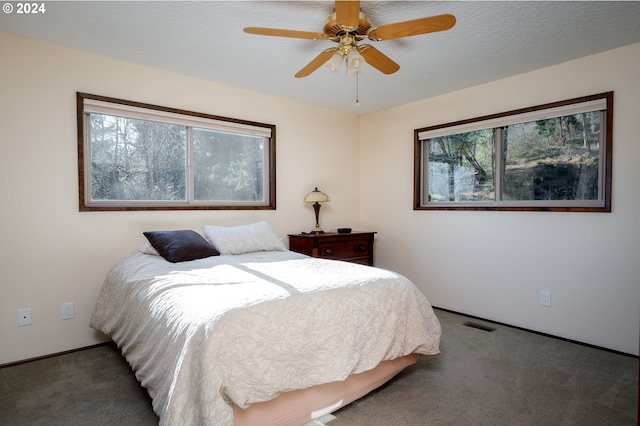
<box><xmin>89</xmin><ymin>113</ymin><xmax>186</xmax><ymax>201</ymax></box>
<box><xmin>193</xmin><ymin>128</ymin><xmax>265</xmax><ymax>202</ymax></box>
<box><xmin>427</xmin><ymin>129</ymin><xmax>495</xmax><ymax>202</ymax></box>
<box><xmin>502</xmin><ymin>112</ymin><xmax>600</xmax><ymax>201</ymax></box>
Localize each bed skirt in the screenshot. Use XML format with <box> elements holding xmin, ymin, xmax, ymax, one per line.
<box><xmin>233</xmin><ymin>353</ymin><xmax>418</xmax><ymax>426</ymax></box>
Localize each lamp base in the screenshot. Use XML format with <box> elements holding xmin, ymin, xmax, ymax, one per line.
<box><xmin>310</xmin><ymin>202</ymin><xmax>324</xmax><ymax>234</ymax></box>
<box><xmin>309</xmin><ymin>225</ymin><xmax>325</xmax><ymax>234</ymax></box>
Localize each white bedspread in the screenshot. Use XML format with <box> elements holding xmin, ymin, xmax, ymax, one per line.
<box><xmin>90</xmin><ymin>250</ymin><xmax>441</xmax><ymax>425</ymax></box>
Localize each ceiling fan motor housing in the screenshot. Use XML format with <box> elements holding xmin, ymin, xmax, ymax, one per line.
<box><xmin>323</xmin><ymin>11</ymin><xmax>372</xmax><ymax>37</ymax></box>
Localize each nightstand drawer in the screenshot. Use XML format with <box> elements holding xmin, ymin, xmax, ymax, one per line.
<box><xmin>317</xmin><ymin>240</ymin><xmax>370</xmax><ymax>259</ymax></box>
<box><xmin>287</xmin><ymin>232</ymin><xmax>376</xmax><ymax>266</ymax></box>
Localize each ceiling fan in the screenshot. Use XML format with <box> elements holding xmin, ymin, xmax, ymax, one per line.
<box><xmin>243</xmin><ymin>0</ymin><xmax>456</xmax><ymax>78</ymax></box>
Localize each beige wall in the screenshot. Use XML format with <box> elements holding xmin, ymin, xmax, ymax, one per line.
<box><xmin>0</xmin><ymin>34</ymin><xmax>360</xmax><ymax>364</ymax></box>
<box><xmin>360</xmin><ymin>42</ymin><xmax>640</xmax><ymax>355</ymax></box>
<box><xmin>2</xmin><ymin>33</ymin><xmax>638</xmax><ymax>364</ymax></box>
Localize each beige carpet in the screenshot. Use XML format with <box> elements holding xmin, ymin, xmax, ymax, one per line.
<box><xmin>1</xmin><ymin>309</ymin><xmax>637</xmax><ymax>425</ymax></box>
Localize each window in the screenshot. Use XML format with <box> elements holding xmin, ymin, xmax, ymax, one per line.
<box><xmin>414</xmin><ymin>92</ymin><xmax>612</xmax><ymax>212</ymax></box>
<box><xmin>77</xmin><ymin>93</ymin><xmax>275</xmax><ymax>211</ymax></box>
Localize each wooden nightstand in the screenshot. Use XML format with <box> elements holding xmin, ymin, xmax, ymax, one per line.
<box><xmin>288</xmin><ymin>232</ymin><xmax>376</xmax><ymax>266</ymax></box>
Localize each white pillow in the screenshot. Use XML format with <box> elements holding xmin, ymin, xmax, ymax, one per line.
<box><xmin>139</xmin><ymin>242</ymin><xmax>160</xmax><ymax>256</ymax></box>
<box><xmin>202</xmin><ymin>221</ymin><xmax>287</xmax><ymax>255</ymax></box>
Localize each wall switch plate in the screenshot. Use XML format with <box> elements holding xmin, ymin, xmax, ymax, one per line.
<box><xmin>540</xmin><ymin>291</ymin><xmax>552</xmax><ymax>307</ymax></box>
<box><xmin>62</xmin><ymin>302</ymin><xmax>74</xmax><ymax>320</ymax></box>
<box><xmin>18</xmin><ymin>308</ymin><xmax>32</xmax><ymax>326</ymax></box>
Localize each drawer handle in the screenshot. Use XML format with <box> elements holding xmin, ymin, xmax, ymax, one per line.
<box><xmin>355</xmin><ymin>245</ymin><xmax>366</xmax><ymax>252</ymax></box>
<box><xmin>323</xmin><ymin>249</ymin><xmax>333</xmax><ymax>255</ymax></box>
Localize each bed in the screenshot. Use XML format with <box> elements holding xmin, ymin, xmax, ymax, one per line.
<box><xmin>90</xmin><ymin>222</ymin><xmax>441</xmax><ymax>425</ymax></box>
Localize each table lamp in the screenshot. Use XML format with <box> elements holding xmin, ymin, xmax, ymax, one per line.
<box><xmin>303</xmin><ymin>187</ymin><xmax>331</xmax><ymax>234</ymax></box>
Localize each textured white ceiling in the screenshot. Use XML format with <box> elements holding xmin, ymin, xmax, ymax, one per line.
<box><xmin>2</xmin><ymin>1</ymin><xmax>640</xmax><ymax>115</ymax></box>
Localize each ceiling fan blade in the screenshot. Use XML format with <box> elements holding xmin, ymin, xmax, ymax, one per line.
<box><xmin>295</xmin><ymin>48</ymin><xmax>337</xmax><ymax>78</ymax></box>
<box><xmin>335</xmin><ymin>0</ymin><xmax>361</xmax><ymax>29</ymax></box>
<box><xmin>367</xmin><ymin>14</ymin><xmax>456</xmax><ymax>41</ymax></box>
<box><xmin>244</xmin><ymin>27</ymin><xmax>329</xmax><ymax>41</ymax></box>
<box><xmin>358</xmin><ymin>44</ymin><xmax>400</xmax><ymax>74</ymax></box>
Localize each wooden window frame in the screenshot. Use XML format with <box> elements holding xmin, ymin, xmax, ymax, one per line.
<box><xmin>414</xmin><ymin>92</ymin><xmax>613</xmax><ymax>212</ymax></box>
<box><xmin>77</xmin><ymin>92</ymin><xmax>276</xmax><ymax>211</ymax></box>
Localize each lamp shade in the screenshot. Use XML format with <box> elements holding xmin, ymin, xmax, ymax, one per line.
<box><xmin>303</xmin><ymin>187</ymin><xmax>331</xmax><ymax>203</ymax></box>
<box><xmin>346</xmin><ymin>49</ymin><xmax>364</xmax><ymax>77</ymax></box>
<box><xmin>324</xmin><ymin>52</ymin><xmax>344</xmax><ymax>73</ymax></box>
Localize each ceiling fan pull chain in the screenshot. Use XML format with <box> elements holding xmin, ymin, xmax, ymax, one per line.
<box><xmin>355</xmin><ymin>73</ymin><xmax>360</xmax><ymax>107</ymax></box>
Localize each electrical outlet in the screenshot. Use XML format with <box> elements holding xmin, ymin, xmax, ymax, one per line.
<box><xmin>62</xmin><ymin>302</ymin><xmax>74</xmax><ymax>320</ymax></box>
<box><xmin>18</xmin><ymin>308</ymin><xmax>32</xmax><ymax>326</ymax></box>
<box><xmin>540</xmin><ymin>291</ymin><xmax>551</xmax><ymax>307</ymax></box>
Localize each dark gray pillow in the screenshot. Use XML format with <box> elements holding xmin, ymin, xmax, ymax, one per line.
<box><xmin>143</xmin><ymin>230</ymin><xmax>220</xmax><ymax>263</ymax></box>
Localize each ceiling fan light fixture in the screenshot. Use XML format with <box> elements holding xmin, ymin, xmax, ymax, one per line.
<box><xmin>324</xmin><ymin>51</ymin><xmax>344</xmax><ymax>73</ymax></box>
<box><xmin>346</xmin><ymin>49</ymin><xmax>364</xmax><ymax>77</ymax></box>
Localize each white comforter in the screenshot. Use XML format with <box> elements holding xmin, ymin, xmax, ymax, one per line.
<box><xmin>90</xmin><ymin>250</ymin><xmax>441</xmax><ymax>425</ymax></box>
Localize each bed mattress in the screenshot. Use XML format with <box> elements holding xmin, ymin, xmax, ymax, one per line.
<box><xmin>90</xmin><ymin>250</ymin><xmax>441</xmax><ymax>425</ymax></box>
